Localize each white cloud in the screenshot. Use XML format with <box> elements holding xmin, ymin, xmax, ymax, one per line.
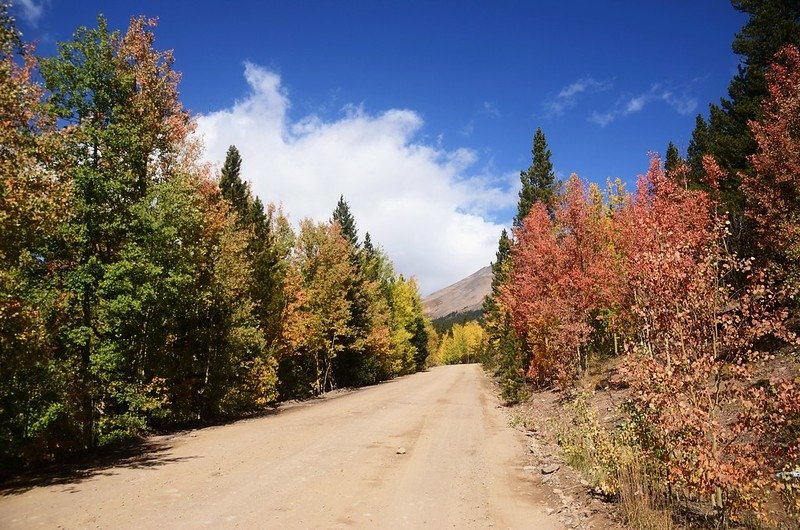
<box><xmin>624</xmin><ymin>95</ymin><xmax>647</xmax><ymax>114</ymax></box>
<box><xmin>590</xmin><ymin>83</ymin><xmax>698</xmax><ymax>127</ymax></box>
<box><xmin>11</xmin><ymin>0</ymin><xmax>46</xmax><ymax>26</ymax></box>
<box><xmin>544</xmin><ymin>77</ymin><xmax>613</xmax><ymax>117</ymax></box>
<box><xmin>196</xmin><ymin>63</ymin><xmax>512</xmax><ymax>294</ymax></box>
<box><xmin>589</xmin><ymin>111</ymin><xmax>615</xmax><ymax>128</ymax></box>
<box><xmin>660</xmin><ymin>89</ymin><xmax>696</xmax><ymax>115</ymax></box>
<box><xmin>481</xmin><ymin>100</ymin><xmax>501</xmax><ymax>118</ymax></box>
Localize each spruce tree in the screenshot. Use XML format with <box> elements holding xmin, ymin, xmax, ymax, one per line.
<box><xmin>329</xmin><ymin>196</ymin><xmax>371</xmax><ymax>386</ymax></box>
<box><xmin>218</xmin><ymin>147</ymin><xmax>288</xmax><ymax>387</ymax></box>
<box><xmin>219</xmin><ymin>145</ymin><xmax>249</xmax><ymax>218</ymax></box>
<box><xmin>332</xmin><ymin>195</ymin><xmax>359</xmax><ymax>247</ymax></box>
<box><xmin>363</xmin><ymin>232</ymin><xmax>375</xmax><ymax>258</ymax></box>
<box><xmin>482</xmin><ymin>230</ymin><xmax>512</xmax><ymax>358</ymax></box>
<box><xmin>687</xmin><ymin>114</ymin><xmax>710</xmax><ymax>180</ymax></box>
<box><xmin>480</xmin><ymin>230</ymin><xmax>525</xmax><ymax>403</ymax></box>
<box><xmin>685</xmin><ymin>1</ymin><xmax>800</xmax><ymax>253</ymax></box>
<box><xmin>690</xmin><ymin>1</ymin><xmax>800</xmax><ymax>190</ymax></box>
<box><xmin>514</xmin><ymin>128</ymin><xmax>559</xmax><ymax>226</ymax></box>
<box><xmin>486</xmin><ymin>128</ymin><xmax>561</xmax><ymax>400</ymax></box>
<box><xmin>487</xmin><ymin>229</ymin><xmax>512</xmax><ymax>303</ymax></box>
<box><xmin>664</xmin><ymin>142</ymin><xmax>682</xmax><ymax>174</ymax></box>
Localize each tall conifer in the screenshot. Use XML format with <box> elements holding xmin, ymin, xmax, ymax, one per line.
<box><xmin>514</xmin><ymin>128</ymin><xmax>559</xmax><ymax>226</ymax></box>
<box><xmin>219</xmin><ymin>145</ymin><xmax>249</xmax><ymax>219</ymax></box>
<box><xmin>332</xmin><ymin>195</ymin><xmax>359</xmax><ymax>247</ymax></box>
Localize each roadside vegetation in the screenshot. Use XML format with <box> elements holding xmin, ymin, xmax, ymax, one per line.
<box><xmin>481</xmin><ymin>1</ymin><xmax>800</xmax><ymax>527</ymax></box>
<box><xmin>0</xmin><ymin>6</ymin><xmax>435</xmax><ymax>471</ymax></box>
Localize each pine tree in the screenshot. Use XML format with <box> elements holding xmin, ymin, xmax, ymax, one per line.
<box><xmin>219</xmin><ymin>145</ymin><xmax>249</xmax><ymax>219</ymax></box>
<box><xmin>664</xmin><ymin>141</ymin><xmax>682</xmax><ymax>175</ymax></box>
<box><xmin>486</xmin><ymin>128</ymin><xmax>560</xmax><ymax>399</ymax></box>
<box><xmin>363</xmin><ymin>232</ymin><xmax>375</xmax><ymax>258</ymax></box>
<box><xmin>483</xmin><ymin>230</ymin><xmax>512</xmax><ymax>316</ymax></box>
<box><xmin>687</xmin><ymin>114</ymin><xmax>710</xmax><ymax>181</ymax></box>
<box><xmin>514</xmin><ymin>128</ymin><xmax>559</xmax><ymax>226</ymax></box>
<box><xmin>329</xmin><ymin>197</ymin><xmax>394</xmax><ymax>387</ymax></box>
<box><xmin>683</xmin><ymin>1</ymin><xmax>800</xmax><ymax>255</ymax></box>
<box><xmin>690</xmin><ymin>1</ymin><xmax>800</xmax><ymax>195</ymax></box>
<box><xmin>482</xmin><ymin>232</ymin><xmax>515</xmax><ymax>373</ymax></box>
<box><xmin>218</xmin><ymin>148</ymin><xmax>289</xmax><ymax>386</ymax></box>
<box><xmin>332</xmin><ymin>195</ymin><xmax>359</xmax><ymax>247</ymax></box>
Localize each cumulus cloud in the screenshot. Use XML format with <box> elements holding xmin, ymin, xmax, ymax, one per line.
<box><xmin>196</xmin><ymin>62</ymin><xmax>512</xmax><ymax>294</ymax></box>
<box><xmin>544</xmin><ymin>77</ymin><xmax>613</xmax><ymax>117</ymax></box>
<box><xmin>11</xmin><ymin>0</ymin><xmax>46</xmax><ymax>26</ymax></box>
<box><xmin>589</xmin><ymin>83</ymin><xmax>697</xmax><ymax>127</ymax></box>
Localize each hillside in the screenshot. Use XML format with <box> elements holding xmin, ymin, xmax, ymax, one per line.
<box><xmin>422</xmin><ymin>266</ymin><xmax>492</xmax><ymax>322</ymax></box>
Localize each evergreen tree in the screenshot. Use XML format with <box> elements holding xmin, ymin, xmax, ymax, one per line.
<box><xmin>481</xmin><ymin>230</ymin><xmax>524</xmax><ymax>401</ymax></box>
<box><xmin>219</xmin><ymin>145</ymin><xmax>249</xmax><ymax>220</ymax></box>
<box><xmin>328</xmin><ymin>196</ymin><xmax>365</xmax><ymax>386</ymax></box>
<box><xmin>482</xmin><ymin>229</ymin><xmax>512</xmax><ymax>336</ymax></box>
<box><xmin>332</xmin><ymin>195</ymin><xmax>359</xmax><ymax>247</ymax></box>
<box><xmin>681</xmin><ymin>1</ymin><xmax>800</xmax><ymax>259</ymax></box>
<box><xmin>690</xmin><ymin>1</ymin><xmax>800</xmax><ymax>195</ymax></box>
<box><xmin>218</xmin><ymin>148</ymin><xmax>290</xmax><ymax>386</ymax></box>
<box><xmin>486</xmin><ymin>129</ymin><xmax>560</xmax><ymax>400</ymax></box>
<box><xmin>497</xmin><ymin>312</ymin><xmax>525</xmax><ymax>404</ymax></box>
<box><xmin>664</xmin><ymin>141</ymin><xmax>682</xmax><ymax>174</ymax></box>
<box><xmin>687</xmin><ymin>114</ymin><xmax>710</xmax><ymax>180</ymax></box>
<box><xmin>514</xmin><ymin>128</ymin><xmax>559</xmax><ymax>226</ymax></box>
<box><xmin>363</xmin><ymin>232</ymin><xmax>375</xmax><ymax>259</ymax></box>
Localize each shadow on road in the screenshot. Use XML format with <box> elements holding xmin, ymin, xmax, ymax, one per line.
<box><xmin>0</xmin><ymin>439</ymin><xmax>198</xmax><ymax>497</ymax></box>
<box><xmin>0</xmin><ymin>375</ymin><xmax>419</xmax><ymax>498</ymax></box>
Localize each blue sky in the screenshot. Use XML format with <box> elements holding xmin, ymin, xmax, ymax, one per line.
<box><xmin>11</xmin><ymin>1</ymin><xmax>747</xmax><ymax>293</ymax></box>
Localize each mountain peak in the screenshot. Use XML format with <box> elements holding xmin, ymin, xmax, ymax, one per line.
<box><xmin>422</xmin><ymin>266</ymin><xmax>492</xmax><ymax>321</ymax></box>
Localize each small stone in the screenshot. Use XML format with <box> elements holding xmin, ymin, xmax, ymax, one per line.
<box><xmin>579</xmin><ymin>479</ymin><xmax>590</xmax><ymax>487</ymax></box>
<box><xmin>553</xmin><ymin>488</ymin><xmax>563</xmax><ymax>495</ymax></box>
<box><xmin>396</xmin><ymin>447</ymin><xmax>406</xmax><ymax>454</ymax></box>
<box><xmin>545</xmin><ymin>508</ymin><xmax>555</xmax><ymax>516</ymax></box>
<box><xmin>541</xmin><ymin>464</ymin><xmax>560</xmax><ymax>475</ymax></box>
<box><xmin>523</xmin><ymin>465</ymin><xmax>537</xmax><ymax>472</ymax></box>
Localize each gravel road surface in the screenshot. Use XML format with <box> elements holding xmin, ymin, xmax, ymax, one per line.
<box><xmin>0</xmin><ymin>364</ymin><xmax>561</xmax><ymax>529</ymax></box>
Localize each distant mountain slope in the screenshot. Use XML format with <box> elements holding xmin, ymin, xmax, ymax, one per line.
<box><xmin>423</xmin><ymin>266</ymin><xmax>492</xmax><ymax>321</ymax></box>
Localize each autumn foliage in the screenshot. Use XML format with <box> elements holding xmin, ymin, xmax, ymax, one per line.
<box><xmin>502</xmin><ymin>48</ymin><xmax>800</xmax><ymax>524</ymax></box>
<box><xmin>0</xmin><ymin>11</ymin><xmax>434</xmax><ymax>468</ymax></box>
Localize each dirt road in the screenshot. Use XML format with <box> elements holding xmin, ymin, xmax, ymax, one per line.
<box><xmin>0</xmin><ymin>365</ymin><xmax>561</xmax><ymax>529</ymax></box>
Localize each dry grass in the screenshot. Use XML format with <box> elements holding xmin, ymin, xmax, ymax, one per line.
<box><xmin>617</xmin><ymin>458</ymin><xmax>674</xmax><ymax>530</ymax></box>
<box><xmin>555</xmin><ymin>391</ymin><xmax>677</xmax><ymax>530</ymax></box>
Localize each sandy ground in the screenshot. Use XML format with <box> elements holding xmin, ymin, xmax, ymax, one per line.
<box><xmin>0</xmin><ymin>364</ymin><xmax>562</xmax><ymax>529</ymax></box>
